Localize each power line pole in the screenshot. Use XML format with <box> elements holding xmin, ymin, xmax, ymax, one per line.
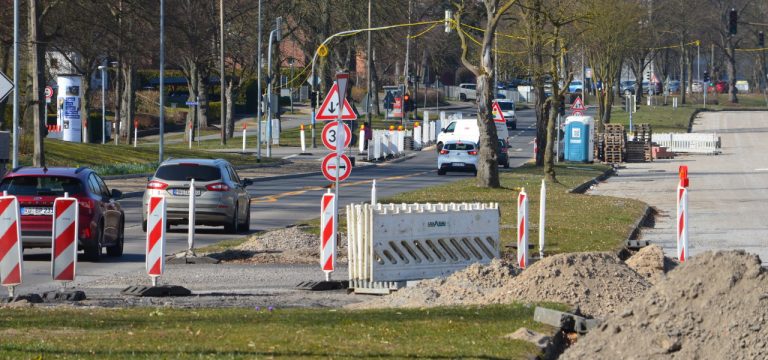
<box><xmin>220</xmin><ymin>0</ymin><xmax>226</xmax><ymax>145</ymax></box>
<box><xmin>366</xmin><ymin>0</ymin><xmax>372</xmax><ymax>129</ymax></box>
<box><xmin>159</xmin><ymin>0</ymin><xmax>165</xmax><ymax>163</ymax></box>
<box><xmin>256</xmin><ymin>0</ymin><xmax>262</xmax><ymax>161</ymax></box>
<box><xmin>403</xmin><ymin>0</ymin><xmax>412</xmax><ymax>96</ymax></box>
<box><xmin>12</xmin><ymin>0</ymin><xmax>19</xmax><ymax>167</ymax></box>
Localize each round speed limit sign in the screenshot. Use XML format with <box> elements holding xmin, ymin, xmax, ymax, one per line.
<box><xmin>321</xmin><ymin>121</ymin><xmax>351</xmax><ymax>151</ymax></box>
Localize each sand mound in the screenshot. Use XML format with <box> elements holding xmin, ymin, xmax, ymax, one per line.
<box><xmin>209</xmin><ymin>226</ymin><xmax>347</xmax><ymax>264</ymax></box>
<box><xmin>625</xmin><ymin>245</ymin><xmax>678</xmax><ymax>285</ymax></box>
<box><xmin>486</xmin><ymin>252</ymin><xmax>651</xmax><ymax>317</ymax></box>
<box><xmin>562</xmin><ymin>251</ymin><xmax>768</xmax><ymax>359</ymax></box>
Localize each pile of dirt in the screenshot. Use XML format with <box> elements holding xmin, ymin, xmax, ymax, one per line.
<box><xmin>562</xmin><ymin>251</ymin><xmax>768</xmax><ymax>359</ymax></box>
<box><xmin>625</xmin><ymin>244</ymin><xmax>678</xmax><ymax>285</ymax></box>
<box><xmin>208</xmin><ymin>226</ymin><xmax>347</xmax><ymax>264</ymax></box>
<box><xmin>486</xmin><ymin>252</ymin><xmax>651</xmax><ymax>317</ymax></box>
<box><xmin>350</xmin><ymin>252</ymin><xmax>651</xmax><ymax>317</ymax></box>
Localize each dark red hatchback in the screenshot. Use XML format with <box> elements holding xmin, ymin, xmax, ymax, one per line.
<box><xmin>0</xmin><ymin>167</ymin><xmax>125</xmax><ymax>261</ymax></box>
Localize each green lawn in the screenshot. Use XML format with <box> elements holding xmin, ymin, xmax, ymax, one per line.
<box><xmin>0</xmin><ymin>304</ymin><xmax>562</xmax><ymax>359</ymax></box>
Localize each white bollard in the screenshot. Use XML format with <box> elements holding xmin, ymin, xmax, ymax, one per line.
<box><xmin>359</xmin><ymin>125</ymin><xmax>365</xmax><ymax>154</ymax></box>
<box><xmin>413</xmin><ymin>122</ymin><xmax>422</xmax><ymax>149</ymax></box>
<box><xmin>242</xmin><ymin>122</ymin><xmax>247</xmax><ymax>153</ymax></box>
<box><xmin>673</xmin><ymin>97</ymin><xmax>678</xmax><ymax>109</ymax></box>
<box><xmin>300</xmin><ymin>124</ymin><xmax>307</xmax><ymax>153</ymax></box>
<box><xmin>539</xmin><ymin>180</ymin><xmax>546</xmax><ymax>259</ymax></box>
<box><xmin>187</xmin><ymin>178</ymin><xmax>196</xmax><ymax>256</ymax></box>
<box><xmin>676</xmin><ymin>182</ymin><xmax>689</xmax><ymax>262</ymax></box>
<box><xmin>188</xmin><ymin>121</ymin><xmax>193</xmax><ymax>149</ymax></box>
<box><xmin>371</xmin><ymin>179</ymin><xmax>377</xmax><ymax>205</ymax></box>
<box><xmin>134</xmin><ymin>120</ymin><xmax>138</xmax><ymax>148</ymax></box>
<box><xmin>517</xmin><ymin>188</ymin><xmax>529</xmax><ymax>269</ymax></box>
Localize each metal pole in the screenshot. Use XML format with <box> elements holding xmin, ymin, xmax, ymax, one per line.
<box><xmin>311</xmin><ymin>91</ymin><xmax>317</xmax><ymax>148</ymax></box>
<box><xmin>256</xmin><ymin>0</ymin><xmax>262</xmax><ymax>161</ymax></box>
<box><xmin>366</xmin><ymin>0</ymin><xmax>372</xmax><ymax>128</ymax></box>
<box><xmin>12</xmin><ymin>0</ymin><xmax>19</xmax><ymax>167</ymax></box>
<box><xmin>158</xmin><ymin>0</ymin><xmax>165</xmax><ymax>163</ymax></box>
<box><xmin>697</xmin><ymin>42</ymin><xmax>700</xmax><ymax>86</ymax></box>
<box><xmin>220</xmin><ymin>0</ymin><xmax>226</xmax><ymax>145</ymax></box>
<box><xmin>195</xmin><ymin>97</ymin><xmax>200</xmax><ymax>146</ymax></box>
<box><xmin>290</xmin><ymin>61</ymin><xmax>294</xmax><ymax>113</ymax></box>
<box><xmin>100</xmin><ymin>66</ymin><xmax>106</xmax><ymax>144</ymax></box>
<box><xmin>266</xmin><ymin>29</ymin><xmax>274</xmax><ymax>158</ymax></box>
<box><xmin>187</xmin><ymin>178</ymin><xmax>196</xmax><ymax>257</ymax></box>
<box><xmin>403</xmin><ymin>0</ymin><xmax>411</xmax><ymax>96</ymax></box>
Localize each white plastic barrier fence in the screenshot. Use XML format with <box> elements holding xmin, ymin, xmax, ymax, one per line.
<box><xmin>423</xmin><ymin>118</ymin><xmax>430</xmax><ymax>145</ymax></box>
<box><xmin>347</xmin><ymin>202</ymin><xmax>500</xmax><ymax>293</ymax></box>
<box><xmin>397</xmin><ymin>129</ymin><xmax>405</xmax><ymax>154</ymax></box>
<box><xmin>414</xmin><ymin>123</ymin><xmax>422</xmax><ymax>149</ymax></box>
<box><xmin>652</xmin><ymin>133</ymin><xmax>721</xmax><ymax>154</ymax></box>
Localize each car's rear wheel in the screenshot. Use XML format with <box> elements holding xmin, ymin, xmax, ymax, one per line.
<box><xmin>141</xmin><ymin>219</ymin><xmax>147</xmax><ymax>232</ymax></box>
<box><xmin>436</xmin><ymin>142</ymin><xmax>443</xmax><ymax>152</ymax></box>
<box><xmin>460</xmin><ymin>94</ymin><xmax>467</xmax><ymax>101</ymax></box>
<box><xmin>225</xmin><ymin>203</ymin><xmax>239</xmax><ymax>234</ymax></box>
<box><xmin>107</xmin><ymin>218</ymin><xmax>124</xmax><ymax>257</ymax></box>
<box><xmin>84</xmin><ymin>224</ymin><xmax>103</xmax><ymax>262</ymax></box>
<box><xmin>437</xmin><ymin>169</ymin><xmax>446</xmax><ymax>175</ymax></box>
<box><xmin>238</xmin><ymin>206</ymin><xmax>251</xmax><ymax>233</ymax></box>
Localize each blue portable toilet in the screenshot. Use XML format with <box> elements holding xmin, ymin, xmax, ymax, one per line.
<box><xmin>564</xmin><ymin>116</ymin><xmax>594</xmax><ymax>162</ymax></box>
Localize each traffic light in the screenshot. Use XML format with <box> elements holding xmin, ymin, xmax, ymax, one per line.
<box><xmin>557</xmin><ymin>95</ymin><xmax>565</xmax><ymax>116</ymax></box>
<box><xmin>728</xmin><ymin>8</ymin><xmax>737</xmax><ymax>35</ymax></box>
<box><xmin>403</xmin><ymin>93</ymin><xmax>412</xmax><ymax>112</ymax></box>
<box><xmin>759</xmin><ymin>31</ymin><xmax>765</xmax><ymax>47</ymax></box>
<box><xmin>310</xmin><ymin>91</ymin><xmax>317</xmax><ymax>108</ymax></box>
<box><xmin>703</xmin><ymin>70</ymin><xmax>710</xmax><ymax>83</ymax></box>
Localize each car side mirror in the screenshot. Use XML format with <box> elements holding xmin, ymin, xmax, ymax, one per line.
<box><xmin>242</xmin><ymin>178</ymin><xmax>254</xmax><ymax>187</ymax></box>
<box><xmin>111</xmin><ymin>189</ymin><xmax>122</xmax><ymax>200</ymax></box>
<box><xmin>441</xmin><ymin>128</ymin><xmax>446</xmax><ymax>133</ymax></box>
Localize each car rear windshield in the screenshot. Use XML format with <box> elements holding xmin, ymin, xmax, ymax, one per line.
<box><xmin>445</xmin><ymin>143</ymin><xmax>475</xmax><ymax>151</ymax></box>
<box><xmin>0</xmin><ymin>176</ymin><xmax>84</xmax><ymax>196</ymax></box>
<box><xmin>496</xmin><ymin>102</ymin><xmax>515</xmax><ymax>111</ymax></box>
<box><xmin>154</xmin><ymin>164</ymin><xmax>221</xmax><ymax>181</ymax></box>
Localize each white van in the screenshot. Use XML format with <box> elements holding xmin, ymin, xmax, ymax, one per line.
<box><xmin>437</xmin><ymin>119</ymin><xmax>509</xmax><ymax>151</ymax></box>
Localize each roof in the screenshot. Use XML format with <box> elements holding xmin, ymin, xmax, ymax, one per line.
<box><xmin>160</xmin><ymin>158</ymin><xmax>227</xmax><ymax>167</ymax></box>
<box><xmin>4</xmin><ymin>167</ymin><xmax>90</xmax><ymax>177</ymax></box>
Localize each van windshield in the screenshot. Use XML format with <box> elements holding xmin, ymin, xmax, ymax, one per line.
<box><xmin>496</xmin><ymin>102</ymin><xmax>515</xmax><ymax>111</ymax></box>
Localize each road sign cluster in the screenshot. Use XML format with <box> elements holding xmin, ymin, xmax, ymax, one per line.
<box><xmin>571</xmin><ymin>96</ymin><xmax>585</xmax><ymax>116</ymax></box>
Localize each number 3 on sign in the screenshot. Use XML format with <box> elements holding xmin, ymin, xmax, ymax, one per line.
<box><xmin>321</xmin><ymin>121</ymin><xmax>351</xmax><ymax>151</ymax></box>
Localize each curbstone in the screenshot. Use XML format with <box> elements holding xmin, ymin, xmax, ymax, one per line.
<box><xmin>567</xmin><ymin>167</ymin><xmax>615</xmax><ymax>194</ymax></box>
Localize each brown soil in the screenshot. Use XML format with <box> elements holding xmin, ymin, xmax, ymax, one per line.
<box><xmin>208</xmin><ymin>226</ymin><xmax>347</xmax><ymax>265</ymax></box>
<box><xmin>625</xmin><ymin>244</ymin><xmax>678</xmax><ymax>285</ymax></box>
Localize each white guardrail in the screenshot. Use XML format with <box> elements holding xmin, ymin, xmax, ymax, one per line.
<box><xmin>652</xmin><ymin>133</ymin><xmax>721</xmax><ymax>155</ymax></box>
<box><xmin>347</xmin><ymin>202</ymin><xmax>500</xmax><ymax>294</ymax></box>
<box><xmin>366</xmin><ymin>121</ymin><xmax>438</xmax><ymax>161</ymax></box>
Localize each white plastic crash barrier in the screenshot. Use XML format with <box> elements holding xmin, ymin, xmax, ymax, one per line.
<box><xmin>0</xmin><ymin>195</ymin><xmax>23</xmax><ymax>297</ymax></box>
<box><xmin>517</xmin><ymin>188</ymin><xmax>529</xmax><ymax>269</ymax></box>
<box><xmin>52</xmin><ymin>195</ymin><xmax>78</xmax><ymax>282</ymax></box>
<box><xmin>397</xmin><ymin>128</ymin><xmax>405</xmax><ymax>154</ymax></box>
<box><xmin>320</xmin><ymin>191</ymin><xmax>337</xmax><ymax>279</ymax></box>
<box><xmin>652</xmin><ymin>133</ymin><xmax>721</xmax><ymax>154</ymax></box>
<box><xmin>429</xmin><ymin>121</ymin><xmax>436</xmax><ymax>142</ymax></box>
<box><xmin>146</xmin><ymin>196</ymin><xmax>166</xmax><ymax>286</ymax></box>
<box><xmin>413</xmin><ymin>123</ymin><xmax>422</xmax><ymax>149</ymax></box>
<box><xmin>423</xmin><ymin>117</ymin><xmax>431</xmax><ymax>145</ymax></box>
<box><xmin>347</xmin><ymin>202</ymin><xmax>500</xmax><ymax>293</ymax></box>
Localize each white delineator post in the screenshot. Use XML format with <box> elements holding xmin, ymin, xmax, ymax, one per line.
<box><xmin>371</xmin><ymin>179</ymin><xmax>377</xmax><ymax>205</ymax></box>
<box><xmin>517</xmin><ymin>188</ymin><xmax>529</xmax><ymax>269</ymax></box>
<box><xmin>413</xmin><ymin>122</ymin><xmax>421</xmax><ymax>149</ymax></box>
<box><xmin>51</xmin><ymin>193</ymin><xmax>78</xmax><ymax>284</ymax></box>
<box><xmin>134</xmin><ymin>120</ymin><xmax>138</xmax><ymax>148</ymax></box>
<box><xmin>300</xmin><ymin>124</ymin><xmax>307</xmax><ymax>153</ymax></box>
<box><xmin>242</xmin><ymin>122</ymin><xmax>247</xmax><ymax>153</ymax></box>
<box><xmin>320</xmin><ymin>190</ymin><xmax>336</xmax><ymax>281</ymax></box>
<box><xmin>0</xmin><ymin>194</ymin><xmax>23</xmax><ymax>298</ymax></box>
<box><xmin>677</xmin><ymin>181</ymin><xmax>689</xmax><ymax>262</ymax></box>
<box><xmin>146</xmin><ymin>196</ymin><xmax>166</xmax><ymax>287</ymax></box>
<box><xmin>187</xmin><ymin>178</ymin><xmax>196</xmax><ymax>257</ymax></box>
<box><xmin>539</xmin><ymin>180</ymin><xmax>546</xmax><ymax>258</ymax></box>
<box><xmin>358</xmin><ymin>125</ymin><xmax>365</xmax><ymax>154</ymax></box>
<box><xmin>188</xmin><ymin>121</ymin><xmax>193</xmax><ymax>149</ymax></box>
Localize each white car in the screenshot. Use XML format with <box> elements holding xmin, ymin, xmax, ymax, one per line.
<box><xmin>437</xmin><ymin>140</ymin><xmax>478</xmax><ymax>176</ymax></box>
<box><xmin>458</xmin><ymin>83</ymin><xmax>477</xmax><ymax>101</ymax></box>
<box><xmin>493</xmin><ymin>99</ymin><xmax>517</xmax><ymax>130</ymax></box>
<box><xmin>437</xmin><ymin>119</ymin><xmax>509</xmax><ymax>152</ymax></box>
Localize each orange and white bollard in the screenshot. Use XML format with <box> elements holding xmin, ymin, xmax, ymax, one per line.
<box><xmin>677</xmin><ymin>166</ymin><xmax>689</xmax><ymax>262</ymax></box>
<box><xmin>320</xmin><ymin>190</ymin><xmax>336</xmax><ymax>281</ymax></box>
<box><xmin>300</xmin><ymin>124</ymin><xmax>307</xmax><ymax>153</ymax></box>
<box><xmin>359</xmin><ymin>125</ymin><xmax>366</xmax><ymax>154</ymax></box>
<box><xmin>242</xmin><ymin>122</ymin><xmax>247</xmax><ymax>153</ymax></box>
<box><xmin>188</xmin><ymin>121</ymin><xmax>193</xmax><ymax>149</ymax></box>
<box><xmin>51</xmin><ymin>194</ymin><xmax>78</xmax><ymax>282</ymax></box>
<box><xmin>146</xmin><ymin>196</ymin><xmax>167</xmax><ymax>286</ymax></box>
<box><xmin>517</xmin><ymin>188</ymin><xmax>529</xmax><ymax>269</ymax></box>
<box><xmin>0</xmin><ymin>194</ymin><xmax>22</xmax><ymax>297</ymax></box>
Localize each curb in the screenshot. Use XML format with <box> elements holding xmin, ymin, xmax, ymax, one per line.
<box><xmin>102</xmin><ymin>160</ymin><xmax>288</xmax><ymax>181</ymax></box>
<box><xmin>567</xmin><ymin>167</ymin><xmax>616</xmax><ymax>194</ymax></box>
<box><xmin>625</xmin><ymin>205</ymin><xmax>653</xmax><ymax>248</ymax></box>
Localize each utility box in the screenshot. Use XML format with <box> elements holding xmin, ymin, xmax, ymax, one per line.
<box><xmin>564</xmin><ymin>115</ymin><xmax>594</xmax><ymax>163</ymax></box>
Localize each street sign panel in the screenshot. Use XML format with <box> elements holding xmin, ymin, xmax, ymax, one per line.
<box><xmin>0</xmin><ymin>71</ymin><xmax>14</xmax><ymax>103</ymax></box>
<box><xmin>185</xmin><ymin>101</ymin><xmax>199</xmax><ymax>106</ymax></box>
<box><xmin>492</xmin><ymin>101</ymin><xmax>505</xmax><ymax>123</ymax></box>
<box><xmin>321</xmin><ymin>153</ymin><xmax>352</xmax><ymax>182</ymax></box>
<box><xmin>316</xmin><ymin>83</ymin><xmax>357</xmax><ymax>121</ymax></box>
<box><xmin>44</xmin><ymin>86</ymin><xmax>54</xmax><ymax>99</ymax></box>
<box><xmin>322</xmin><ymin>121</ymin><xmax>351</xmax><ymax>151</ymax></box>
<box><xmin>571</xmin><ymin>96</ymin><xmax>585</xmax><ymax>111</ymax></box>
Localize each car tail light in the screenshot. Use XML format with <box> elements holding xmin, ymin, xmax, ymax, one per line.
<box><xmin>81</xmin><ymin>227</ymin><xmax>91</xmax><ymax>239</ymax></box>
<box><xmin>147</xmin><ymin>180</ymin><xmax>168</xmax><ymax>190</ymax></box>
<box><xmin>79</xmin><ymin>198</ymin><xmax>94</xmax><ymax>215</ymax></box>
<box><xmin>439</xmin><ymin>149</ymin><xmax>449</xmax><ymax>155</ymax></box>
<box><xmin>206</xmin><ymin>182</ymin><xmax>230</xmax><ymax>192</ymax></box>
<box><xmin>468</xmin><ymin>150</ymin><xmax>478</xmax><ymax>155</ymax></box>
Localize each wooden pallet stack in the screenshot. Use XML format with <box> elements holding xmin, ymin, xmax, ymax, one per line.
<box><xmin>630</xmin><ymin>123</ymin><xmax>653</xmax><ymax>161</ymax></box>
<box><xmin>634</xmin><ymin>124</ymin><xmax>652</xmax><ymax>143</ymax></box>
<box><xmin>625</xmin><ymin>141</ymin><xmax>651</xmax><ymax>162</ymax></box>
<box><xmin>603</xmin><ymin>124</ymin><xmax>625</xmax><ymax>164</ymax></box>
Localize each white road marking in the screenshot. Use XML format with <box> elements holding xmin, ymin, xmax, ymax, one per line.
<box><xmin>282</xmin><ymin>154</ymin><xmax>298</xmax><ymax>160</ymax></box>
<box><xmin>754</xmin><ymin>168</ymin><xmax>768</xmax><ymax>172</ymax></box>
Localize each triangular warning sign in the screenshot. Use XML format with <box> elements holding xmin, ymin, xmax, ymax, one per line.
<box><xmin>492</xmin><ymin>101</ymin><xmax>505</xmax><ymax>123</ymax></box>
<box><xmin>571</xmin><ymin>96</ymin><xmax>585</xmax><ymax>111</ymax></box>
<box><xmin>316</xmin><ymin>82</ymin><xmax>357</xmax><ymax>121</ymax></box>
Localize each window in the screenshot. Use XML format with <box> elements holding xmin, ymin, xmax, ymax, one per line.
<box><xmin>445</xmin><ymin>143</ymin><xmax>475</xmax><ymax>151</ymax></box>
<box><xmin>0</xmin><ymin>176</ymin><xmax>83</xmax><ymax>196</ymax></box>
<box><xmin>95</xmin><ymin>175</ymin><xmax>111</xmax><ymax>198</ymax></box>
<box><xmin>154</xmin><ymin>164</ymin><xmax>221</xmax><ymax>182</ymax></box>
<box><xmin>88</xmin><ymin>175</ymin><xmax>102</xmax><ymax>198</ymax></box>
<box><xmin>444</xmin><ymin>122</ymin><xmax>456</xmax><ymax>133</ymax></box>
<box><xmin>496</xmin><ymin>102</ymin><xmax>515</xmax><ymax>111</ymax></box>
<box><xmin>226</xmin><ymin>166</ymin><xmax>240</xmax><ymax>184</ymax></box>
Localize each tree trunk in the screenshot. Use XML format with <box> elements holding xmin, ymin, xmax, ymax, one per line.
<box><xmin>680</xmin><ymin>39</ymin><xmax>687</xmax><ymax>104</ymax></box>
<box><xmin>544</xmin><ymin>94</ymin><xmax>558</xmax><ymax>182</ymax></box>
<box><xmin>120</xmin><ymin>64</ymin><xmax>136</xmax><ymax>142</ymax></box>
<box><xmin>225</xmin><ymin>79</ymin><xmax>233</xmax><ymax>138</ymax></box>
<box><xmin>726</xmin><ymin>41</ymin><xmax>738</xmax><ymax>104</ymax></box>
<box><xmin>475</xmin><ymin>73</ymin><xmax>500</xmax><ymax>188</ymax></box>
<box><xmin>197</xmin><ymin>72</ymin><xmax>210</xmax><ymax>129</ymax></box>
<box><xmin>371</xmin><ymin>48</ymin><xmax>381</xmax><ymax>116</ymax></box>
<box><xmin>28</xmin><ymin>0</ymin><xmax>45</xmax><ymax>166</ymax></box>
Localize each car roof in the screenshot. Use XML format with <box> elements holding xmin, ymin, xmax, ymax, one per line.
<box><xmin>444</xmin><ymin>140</ymin><xmax>477</xmax><ymax>145</ymax></box>
<box><xmin>3</xmin><ymin>167</ymin><xmax>89</xmax><ymax>178</ymax></box>
<box><xmin>160</xmin><ymin>158</ymin><xmax>227</xmax><ymax>167</ymax></box>
<box><xmin>493</xmin><ymin>98</ymin><xmax>514</xmax><ymax>102</ymax></box>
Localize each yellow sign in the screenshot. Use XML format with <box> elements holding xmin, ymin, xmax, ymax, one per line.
<box><xmin>317</xmin><ymin>44</ymin><xmax>329</xmax><ymax>57</ymax></box>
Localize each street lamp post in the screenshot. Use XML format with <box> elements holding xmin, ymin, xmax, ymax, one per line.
<box><xmin>266</xmin><ymin>17</ymin><xmax>282</xmax><ymax>158</ymax></box>
<box><xmin>288</xmin><ymin>57</ymin><xmax>295</xmax><ymax>114</ymax></box>
<box><xmin>158</xmin><ymin>0</ymin><xmax>165</xmax><ymax>163</ymax></box>
<box><xmin>98</xmin><ymin>65</ymin><xmax>107</xmax><ymax>144</ymax></box>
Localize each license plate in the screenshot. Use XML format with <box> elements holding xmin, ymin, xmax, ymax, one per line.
<box><xmin>452</xmin><ymin>162</ymin><xmax>465</xmax><ymax>167</ymax></box>
<box><xmin>21</xmin><ymin>207</ymin><xmax>53</xmax><ymax>216</ymax></box>
<box><xmin>173</xmin><ymin>189</ymin><xmax>202</xmax><ymax>196</ymax></box>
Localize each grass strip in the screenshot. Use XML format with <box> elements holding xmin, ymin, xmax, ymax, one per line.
<box><xmin>0</xmin><ymin>304</ymin><xmax>563</xmax><ymax>359</ymax></box>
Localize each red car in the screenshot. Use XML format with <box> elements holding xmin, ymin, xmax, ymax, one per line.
<box><xmin>0</xmin><ymin>167</ymin><xmax>125</xmax><ymax>261</ymax></box>
<box><xmin>715</xmin><ymin>81</ymin><xmax>728</xmax><ymax>94</ymax></box>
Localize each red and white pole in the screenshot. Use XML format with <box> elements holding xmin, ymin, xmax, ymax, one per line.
<box><xmin>517</xmin><ymin>188</ymin><xmax>529</xmax><ymax>269</ymax></box>
<box><xmin>320</xmin><ymin>190</ymin><xmax>336</xmax><ymax>281</ymax></box>
<box><xmin>146</xmin><ymin>196</ymin><xmax>167</xmax><ymax>286</ymax></box>
<box><xmin>677</xmin><ymin>166</ymin><xmax>689</xmax><ymax>262</ymax></box>
<box><xmin>300</xmin><ymin>124</ymin><xmax>307</xmax><ymax>153</ymax></box>
<box><xmin>242</xmin><ymin>122</ymin><xmax>247</xmax><ymax>153</ymax></box>
<box><xmin>51</xmin><ymin>194</ymin><xmax>78</xmax><ymax>283</ymax></box>
<box><xmin>0</xmin><ymin>194</ymin><xmax>22</xmax><ymax>298</ymax></box>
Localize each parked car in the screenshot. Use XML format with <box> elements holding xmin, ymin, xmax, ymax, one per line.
<box><xmin>497</xmin><ymin>139</ymin><xmax>510</xmax><ymax>168</ymax></box>
<box><xmin>735</xmin><ymin>80</ymin><xmax>749</xmax><ymax>93</ymax></box>
<box><xmin>568</xmin><ymin>80</ymin><xmax>584</xmax><ymax>94</ymax></box>
<box><xmin>690</xmin><ymin>81</ymin><xmax>703</xmax><ymax>93</ymax></box>
<box><xmin>0</xmin><ymin>166</ymin><xmax>125</xmax><ymax>261</ymax></box>
<box><xmin>666</xmin><ymin>80</ymin><xmax>681</xmax><ymax>94</ymax></box>
<box><xmin>437</xmin><ymin>141</ymin><xmax>478</xmax><ymax>176</ymax></box>
<box><xmin>715</xmin><ymin>81</ymin><xmax>727</xmax><ymax>94</ymax></box>
<box><xmin>642</xmin><ymin>81</ymin><xmax>662</xmax><ymax>94</ymax></box>
<box><xmin>142</xmin><ymin>159</ymin><xmax>253</xmax><ymax>233</ymax></box>
<box><xmin>493</xmin><ymin>99</ymin><xmax>517</xmax><ymax>130</ymax></box>
<box><xmin>458</xmin><ymin>83</ymin><xmax>477</xmax><ymax>101</ymax></box>
<box><xmin>437</xmin><ymin>119</ymin><xmax>509</xmax><ymax>152</ymax></box>
<box><xmin>620</xmin><ymin>81</ymin><xmax>636</xmax><ymax>95</ymax></box>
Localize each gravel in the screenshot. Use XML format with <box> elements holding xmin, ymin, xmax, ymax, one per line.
<box><xmin>208</xmin><ymin>226</ymin><xmax>347</xmax><ymax>265</ymax></box>
<box><xmin>562</xmin><ymin>251</ymin><xmax>768</xmax><ymax>359</ymax></box>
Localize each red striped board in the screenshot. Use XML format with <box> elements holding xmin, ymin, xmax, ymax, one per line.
<box><xmin>320</xmin><ymin>192</ymin><xmax>336</xmax><ymax>273</ymax></box>
<box><xmin>146</xmin><ymin>196</ymin><xmax>166</xmax><ymax>277</ymax></box>
<box><xmin>517</xmin><ymin>190</ymin><xmax>529</xmax><ymax>269</ymax></box>
<box><xmin>0</xmin><ymin>195</ymin><xmax>22</xmax><ymax>287</ymax></box>
<box><xmin>51</xmin><ymin>197</ymin><xmax>78</xmax><ymax>281</ymax></box>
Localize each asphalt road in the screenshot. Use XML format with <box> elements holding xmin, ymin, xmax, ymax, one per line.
<box><xmin>6</xmin><ymin>108</ymin><xmax>538</xmax><ymax>296</ymax></box>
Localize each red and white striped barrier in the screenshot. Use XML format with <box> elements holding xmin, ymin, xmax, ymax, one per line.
<box><xmin>676</xmin><ymin>165</ymin><xmax>689</xmax><ymax>262</ymax></box>
<box><xmin>0</xmin><ymin>195</ymin><xmax>22</xmax><ymax>297</ymax></box>
<box><xmin>320</xmin><ymin>191</ymin><xmax>336</xmax><ymax>280</ymax></box>
<box><xmin>47</xmin><ymin>125</ymin><xmax>62</xmax><ymax>132</ymax></box>
<box><xmin>51</xmin><ymin>195</ymin><xmax>78</xmax><ymax>282</ymax></box>
<box><xmin>146</xmin><ymin>196</ymin><xmax>166</xmax><ymax>285</ymax></box>
<box><xmin>517</xmin><ymin>188</ymin><xmax>529</xmax><ymax>269</ymax></box>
